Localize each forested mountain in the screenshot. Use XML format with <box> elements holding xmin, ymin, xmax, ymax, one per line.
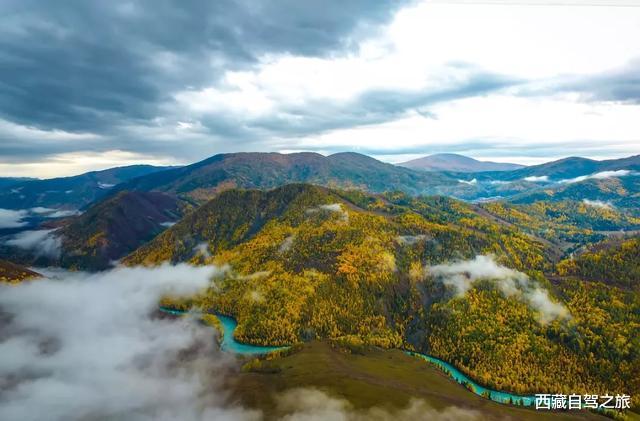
<box><xmin>480</xmin><ymin>200</ymin><xmax>640</xmax><ymax>247</ymax></box>
<box><xmin>476</xmin><ymin>154</ymin><xmax>640</xmax><ymax>182</ymax></box>
<box><xmin>0</xmin><ymin>191</ymin><xmax>186</xmax><ymax>270</ymax></box>
<box><xmin>0</xmin><ymin>177</ymin><xmax>36</xmax><ymax>189</ymax></box>
<box><xmin>0</xmin><ymin>165</ymin><xmax>171</xmax><ymax>210</ymax></box>
<box><xmin>0</xmin><ymin>259</ymin><xmax>40</xmax><ymax>283</ymax></box>
<box><xmin>54</xmin><ymin>191</ymin><xmax>186</xmax><ymax>269</ymax></box>
<box><xmin>399</xmin><ymin>153</ymin><xmax>524</xmax><ymax>172</ymax></box>
<box><xmin>124</xmin><ymin>183</ymin><xmax>639</xmax><ymax>399</ymax></box>
<box><xmin>509</xmin><ymin>176</ymin><xmax>640</xmax><ymax>211</ymax></box>
<box><xmin>558</xmin><ymin>236</ymin><xmax>640</xmax><ymax>291</ymax></box>
<box><xmin>117</xmin><ymin>152</ymin><xmax>458</xmax><ymax>203</ymax></box>
<box><xmin>125</xmin><ymin>184</ymin><xmax>550</xmax><ymax>270</ymax></box>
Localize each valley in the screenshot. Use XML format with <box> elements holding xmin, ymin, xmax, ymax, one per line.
<box><xmin>1</xmin><ymin>153</ymin><xmax>638</xmax><ymax>419</ymax></box>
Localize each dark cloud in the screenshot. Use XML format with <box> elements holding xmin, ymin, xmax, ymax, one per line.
<box><xmin>568</xmin><ymin>59</ymin><xmax>640</xmax><ymax>104</ymax></box>
<box><xmin>0</xmin><ymin>0</ymin><xmax>412</xmax><ymax>128</ymax></box>
<box><xmin>518</xmin><ymin>58</ymin><xmax>640</xmax><ymax>104</ymax></box>
<box><xmin>4</xmin><ymin>1</ymin><xmax>632</xmax><ymax>170</ymax></box>
<box><xmin>1</xmin><ymin>0</ymin><xmax>531</xmax><ymax>166</ymax></box>
<box><xmin>0</xmin><ymin>0</ymin><xmax>413</xmax><ymax>142</ymax></box>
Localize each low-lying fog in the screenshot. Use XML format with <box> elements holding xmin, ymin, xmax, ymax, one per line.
<box><xmin>0</xmin><ymin>264</ymin><xmax>481</xmax><ymax>421</ymax></box>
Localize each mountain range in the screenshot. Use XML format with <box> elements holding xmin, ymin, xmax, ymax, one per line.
<box><xmin>123</xmin><ymin>183</ymin><xmax>639</xmax><ymax>400</ymax></box>
<box><xmin>117</xmin><ymin>152</ymin><xmax>456</xmax><ymax>204</ymax></box>
<box><xmin>0</xmin><ymin>177</ymin><xmax>36</xmax><ymax>189</ymax></box>
<box><xmin>399</xmin><ymin>153</ymin><xmax>525</xmax><ymax>172</ymax></box>
<box><xmin>1</xmin><ymin>151</ymin><xmax>639</xmax><ymax>270</ymax></box>
<box><xmin>474</xmin><ymin>155</ymin><xmax>640</xmax><ymax>182</ymax></box>
<box><xmin>0</xmin><ymin>165</ymin><xmax>171</xmax><ymax>210</ymax></box>
<box><xmin>1</xmin><ymin>153</ymin><xmax>638</xmax><ymax>413</ymax></box>
<box><xmin>2</xmin><ymin>152</ymin><xmax>639</xmax><ymax>213</ymax></box>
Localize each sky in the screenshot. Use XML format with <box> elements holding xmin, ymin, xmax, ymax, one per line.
<box><xmin>0</xmin><ymin>0</ymin><xmax>639</xmax><ymax>178</ymax></box>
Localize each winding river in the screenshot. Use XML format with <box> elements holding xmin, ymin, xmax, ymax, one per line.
<box><xmin>159</xmin><ymin>307</ymin><xmax>287</xmax><ymax>355</ymax></box>
<box><xmin>405</xmin><ymin>351</ymin><xmax>535</xmax><ymax>406</ymax></box>
<box><xmin>159</xmin><ymin>306</ymin><xmax>535</xmax><ymax>407</ymax></box>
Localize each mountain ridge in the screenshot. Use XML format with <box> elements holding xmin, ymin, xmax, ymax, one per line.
<box><xmin>122</xmin><ymin>183</ymin><xmax>639</xmax><ymax>399</ymax></box>
<box><xmin>478</xmin><ymin>154</ymin><xmax>640</xmax><ymax>182</ymax></box>
<box><xmin>399</xmin><ymin>153</ymin><xmax>525</xmax><ymax>172</ymax></box>
<box><xmin>117</xmin><ymin>152</ymin><xmax>457</xmax><ymax>203</ymax></box>
<box><xmin>55</xmin><ymin>191</ymin><xmax>186</xmax><ymax>270</ymax></box>
<box><xmin>0</xmin><ymin>165</ymin><xmax>172</xmax><ymax>210</ymax></box>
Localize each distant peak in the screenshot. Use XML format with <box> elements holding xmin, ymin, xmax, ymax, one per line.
<box><xmin>398</xmin><ymin>153</ymin><xmax>525</xmax><ymax>173</ymax></box>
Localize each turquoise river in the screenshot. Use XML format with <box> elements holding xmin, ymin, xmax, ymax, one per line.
<box><xmin>159</xmin><ymin>306</ymin><xmax>536</xmax><ymax>406</ymax></box>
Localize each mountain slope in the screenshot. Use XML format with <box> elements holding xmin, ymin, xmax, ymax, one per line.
<box><xmin>399</xmin><ymin>153</ymin><xmax>524</xmax><ymax>172</ymax></box>
<box><xmin>481</xmin><ymin>155</ymin><xmax>640</xmax><ymax>182</ymax></box>
<box><xmin>125</xmin><ymin>184</ymin><xmax>550</xmax><ymax>271</ymax></box>
<box><xmin>126</xmin><ymin>184</ymin><xmax>639</xmax><ymax>398</ymax></box>
<box><xmin>54</xmin><ymin>191</ymin><xmax>185</xmax><ymax>270</ymax></box>
<box><xmin>558</xmin><ymin>236</ymin><xmax>640</xmax><ymax>290</ymax></box>
<box><xmin>0</xmin><ymin>259</ymin><xmax>40</xmax><ymax>283</ymax></box>
<box><xmin>0</xmin><ymin>177</ymin><xmax>36</xmax><ymax>189</ymax></box>
<box><xmin>0</xmin><ymin>165</ymin><xmax>171</xmax><ymax>210</ymax></box>
<box><xmin>509</xmin><ymin>175</ymin><xmax>640</xmax><ymax>211</ymax></box>
<box><xmin>118</xmin><ymin>152</ymin><xmax>457</xmax><ymax>203</ymax></box>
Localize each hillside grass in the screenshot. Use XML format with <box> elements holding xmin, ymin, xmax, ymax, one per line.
<box><xmin>229</xmin><ymin>341</ymin><xmax>607</xmax><ymax>420</ymax></box>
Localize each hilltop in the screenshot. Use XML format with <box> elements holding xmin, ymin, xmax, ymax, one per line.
<box><xmin>399</xmin><ymin>153</ymin><xmax>524</xmax><ymax>172</ymax></box>
<box><xmin>117</xmin><ymin>152</ymin><xmax>457</xmax><ymax>203</ymax></box>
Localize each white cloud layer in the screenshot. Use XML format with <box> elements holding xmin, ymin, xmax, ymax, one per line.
<box><xmin>5</xmin><ymin>229</ymin><xmax>62</xmax><ymax>258</ymax></box>
<box><xmin>0</xmin><ymin>264</ymin><xmax>488</xmax><ymax>421</ymax></box>
<box><xmin>523</xmin><ymin>175</ymin><xmax>550</xmax><ymax>182</ymax></box>
<box><xmin>306</xmin><ymin>203</ymin><xmax>349</xmax><ymax>222</ymax></box>
<box><xmin>428</xmin><ymin>255</ymin><xmax>569</xmax><ymax>324</ymax></box>
<box><xmin>0</xmin><ymin>264</ymin><xmax>261</xmax><ymax>421</ymax></box>
<box><xmin>0</xmin><ymin>208</ymin><xmax>79</xmax><ymax>230</ymax></box>
<box><xmin>458</xmin><ymin>178</ymin><xmax>477</xmax><ymax>185</ymax></box>
<box><xmin>583</xmin><ymin>199</ymin><xmax>615</xmax><ymax>210</ymax></box>
<box><xmin>560</xmin><ymin>169</ymin><xmax>635</xmax><ymax>184</ymax></box>
<box><xmin>29</xmin><ymin>207</ymin><xmax>81</xmax><ymax>217</ymax></box>
<box><xmin>0</xmin><ymin>208</ymin><xmax>28</xmax><ymax>228</ymax></box>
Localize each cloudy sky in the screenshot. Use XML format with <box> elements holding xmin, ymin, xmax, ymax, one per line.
<box><xmin>1</xmin><ymin>0</ymin><xmax>639</xmax><ymax>178</ymax></box>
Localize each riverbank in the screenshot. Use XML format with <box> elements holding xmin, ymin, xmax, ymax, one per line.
<box><xmin>232</xmin><ymin>341</ymin><xmax>604</xmax><ymax>420</ymax></box>
<box><xmin>159</xmin><ymin>306</ymin><xmax>536</xmax><ymax>407</ymax></box>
